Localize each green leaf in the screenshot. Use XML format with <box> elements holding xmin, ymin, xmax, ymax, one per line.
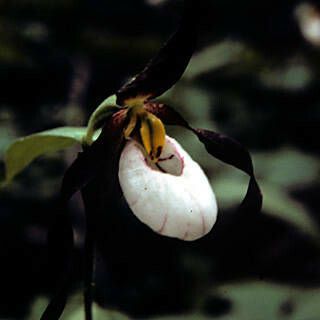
<box><xmin>258</xmin><ymin>63</ymin><xmax>313</xmax><ymax>90</ymax></box>
<box><xmin>28</xmin><ymin>297</ymin><xmax>50</xmax><ymax>320</ymax></box>
<box><xmin>152</xmin><ymin>315</ymin><xmax>210</xmax><ymax>320</ymax></box>
<box><xmin>254</xmin><ymin>148</ymin><xmax>320</xmax><ymax>188</ymax></box>
<box><xmin>261</xmin><ymin>182</ymin><xmax>320</xmax><ymax>240</ymax></box>
<box><xmin>28</xmin><ymin>295</ymin><xmax>129</xmax><ymax>320</ymax></box>
<box><xmin>3</xmin><ymin>126</ymin><xmax>87</xmax><ymax>184</ymax></box>
<box><xmin>65</xmin><ymin>304</ymin><xmax>129</xmax><ymax>320</ymax></box>
<box><xmin>211</xmin><ymin>282</ymin><xmax>320</xmax><ymax>320</ymax></box>
<box><xmin>185</xmin><ymin>41</ymin><xmax>250</xmax><ymax>79</ymax></box>
<box><xmin>213</xmin><ymin>173</ymin><xmax>320</xmax><ymax>241</ymax></box>
<box><xmin>153</xmin><ymin>282</ymin><xmax>320</xmax><ymax>320</ymax></box>
<box><xmin>162</xmin><ymin>84</ymin><xmax>217</xmax><ymax>129</ymax></box>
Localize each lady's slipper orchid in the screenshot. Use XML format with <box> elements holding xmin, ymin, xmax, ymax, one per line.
<box><xmin>44</xmin><ymin>2</ymin><xmax>263</xmax><ymax>319</ymax></box>
<box><xmin>61</xmin><ymin>0</ymin><xmax>262</xmax><ymax>244</ymax></box>
<box><xmin>119</xmin><ymin>136</ymin><xmax>217</xmax><ymax>241</ymax></box>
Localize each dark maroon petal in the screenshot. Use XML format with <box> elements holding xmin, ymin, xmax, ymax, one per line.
<box><xmin>147</xmin><ymin>102</ymin><xmax>262</xmax><ymax>215</ymax></box>
<box><xmin>41</xmin><ymin>110</ymin><xmax>126</xmax><ymax>320</ymax></box>
<box><xmin>144</xmin><ymin>102</ymin><xmax>190</xmax><ymax>127</ymax></box>
<box><xmin>193</xmin><ymin>128</ymin><xmax>254</xmax><ymax>176</ymax></box>
<box><xmin>116</xmin><ymin>1</ymin><xmax>199</xmax><ymax>105</ymax></box>
<box><xmin>193</xmin><ymin>128</ymin><xmax>262</xmax><ymax>214</ymax></box>
<box><xmin>40</xmin><ymin>204</ymin><xmax>73</xmax><ymax>320</ymax></box>
<box><xmin>61</xmin><ymin>109</ymin><xmax>127</xmax><ymax>201</ymax></box>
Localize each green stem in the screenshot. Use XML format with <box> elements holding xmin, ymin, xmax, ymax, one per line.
<box><xmin>81</xmin><ymin>184</ymin><xmax>99</xmax><ymax>320</ymax></box>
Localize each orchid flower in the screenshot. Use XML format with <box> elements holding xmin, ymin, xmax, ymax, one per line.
<box><xmin>41</xmin><ymin>1</ymin><xmax>262</xmax><ymax>319</ymax></box>
<box><xmin>119</xmin><ymin>135</ymin><xmax>217</xmax><ymax>241</ymax></box>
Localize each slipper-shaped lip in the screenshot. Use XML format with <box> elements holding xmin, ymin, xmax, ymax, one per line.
<box><xmin>118</xmin><ymin>135</ymin><xmax>218</xmax><ymax>241</ymax></box>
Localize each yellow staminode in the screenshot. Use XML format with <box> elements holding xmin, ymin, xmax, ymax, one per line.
<box><xmin>140</xmin><ymin>112</ymin><xmax>165</xmax><ymax>162</ymax></box>
<box><xmin>124</xmin><ymin>105</ymin><xmax>165</xmax><ymax>163</ymax></box>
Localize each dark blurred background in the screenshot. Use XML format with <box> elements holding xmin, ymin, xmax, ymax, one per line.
<box><xmin>1</xmin><ymin>0</ymin><xmax>320</xmax><ymax>319</ymax></box>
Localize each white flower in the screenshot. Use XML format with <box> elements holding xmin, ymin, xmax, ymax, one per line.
<box><xmin>118</xmin><ymin>135</ymin><xmax>218</xmax><ymax>241</ymax></box>
<box><xmin>295</xmin><ymin>3</ymin><xmax>320</xmax><ymax>47</ymax></box>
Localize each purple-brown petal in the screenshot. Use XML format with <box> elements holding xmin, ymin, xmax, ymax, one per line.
<box><xmin>41</xmin><ymin>109</ymin><xmax>127</xmax><ymax>320</ymax></box>
<box><xmin>193</xmin><ymin>128</ymin><xmax>262</xmax><ymax>215</ymax></box>
<box><xmin>145</xmin><ymin>102</ymin><xmax>263</xmax><ymax>215</ymax></box>
<box><xmin>116</xmin><ymin>1</ymin><xmax>199</xmax><ymax>105</ymax></box>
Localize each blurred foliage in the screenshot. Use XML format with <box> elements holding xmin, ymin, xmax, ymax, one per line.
<box><xmin>152</xmin><ymin>282</ymin><xmax>320</xmax><ymax>320</ymax></box>
<box><xmin>2</xmin><ymin>126</ymin><xmax>86</xmax><ymax>184</ymax></box>
<box><xmin>28</xmin><ymin>282</ymin><xmax>320</xmax><ymax>320</ymax></box>
<box><xmin>28</xmin><ymin>295</ymin><xmax>130</xmax><ymax>320</ymax></box>
<box><xmin>212</xmin><ymin>149</ymin><xmax>320</xmax><ymax>240</ymax></box>
<box><xmin>1</xmin><ymin>0</ymin><xmax>320</xmax><ymax>319</ymax></box>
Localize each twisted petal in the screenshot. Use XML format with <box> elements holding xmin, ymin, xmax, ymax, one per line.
<box><xmin>116</xmin><ymin>1</ymin><xmax>199</xmax><ymax>105</ymax></box>
<box><xmin>119</xmin><ymin>136</ymin><xmax>217</xmax><ymax>241</ymax></box>
<box><xmin>145</xmin><ymin>102</ymin><xmax>263</xmax><ymax>216</ymax></box>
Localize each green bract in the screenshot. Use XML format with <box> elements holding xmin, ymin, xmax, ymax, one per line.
<box><xmin>3</xmin><ymin>126</ymin><xmax>86</xmax><ymax>185</ymax></box>
<box><xmin>1</xmin><ymin>95</ymin><xmax>120</xmax><ymax>186</ymax></box>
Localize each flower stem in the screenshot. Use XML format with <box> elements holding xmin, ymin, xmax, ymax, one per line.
<box><xmin>84</xmin><ymin>212</ymin><xmax>95</xmax><ymax>320</ymax></box>
<box><xmin>81</xmin><ymin>186</ymin><xmax>98</xmax><ymax>320</ymax></box>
